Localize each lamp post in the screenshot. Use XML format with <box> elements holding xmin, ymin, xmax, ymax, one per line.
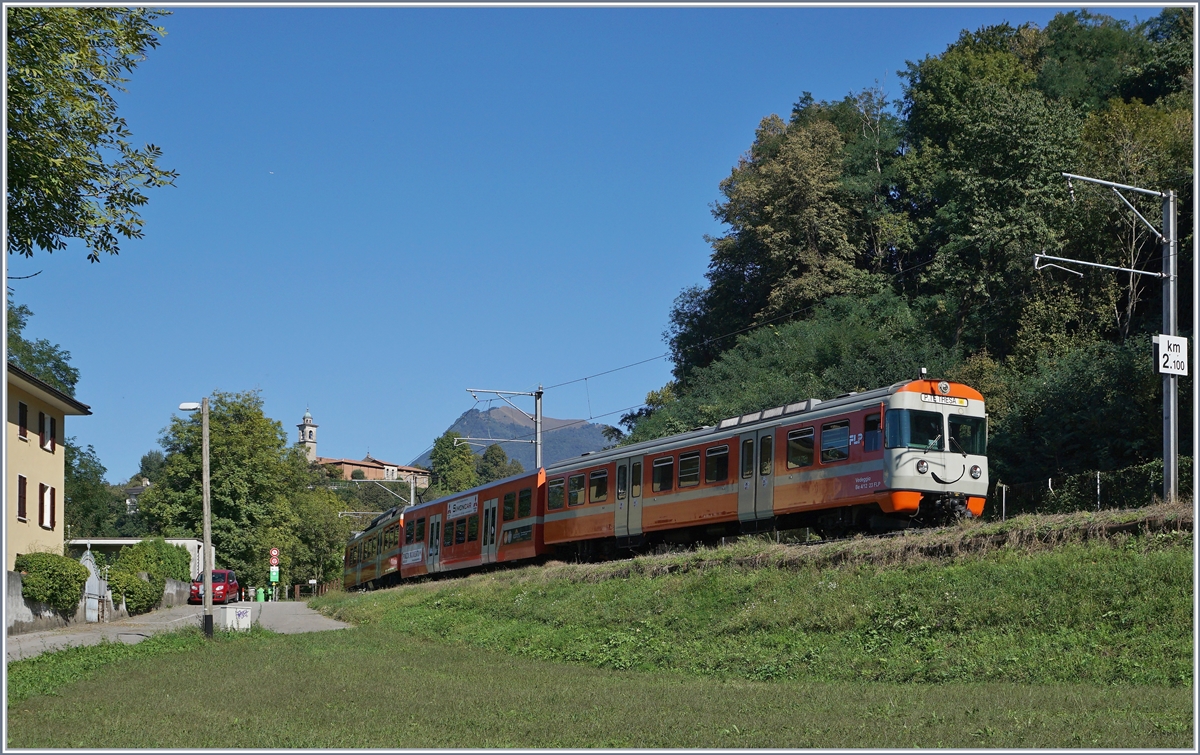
<box><xmin>179</xmin><ymin>398</ymin><xmax>213</xmax><ymax>638</ymax></box>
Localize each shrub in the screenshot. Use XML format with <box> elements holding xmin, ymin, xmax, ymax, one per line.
<box><xmin>114</xmin><ymin>537</ymin><xmax>192</xmax><ymax>582</ymax></box>
<box><xmin>107</xmin><ymin>569</ymin><xmax>163</xmax><ymax>615</ymax></box>
<box><xmin>14</xmin><ymin>552</ymin><xmax>88</xmax><ymax>614</ymax></box>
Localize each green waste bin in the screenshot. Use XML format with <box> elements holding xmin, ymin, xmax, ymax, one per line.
<box><xmin>256</xmin><ymin>587</ymin><xmax>265</xmax><ymax>602</ymax></box>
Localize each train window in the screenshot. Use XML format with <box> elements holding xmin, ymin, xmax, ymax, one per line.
<box><xmin>415</xmin><ymin>518</ymin><xmax>426</xmax><ymax>543</ymax></box>
<box><xmin>467</xmin><ymin>514</ymin><xmax>479</xmax><ymax>542</ymax></box>
<box><xmin>617</xmin><ymin>465</ymin><xmax>628</xmax><ymax>500</ymax></box>
<box><xmin>590</xmin><ymin>470</ymin><xmax>609</xmax><ymax>502</ymax></box>
<box><xmin>631</xmin><ymin>461</ymin><xmax>642</xmax><ymax>498</ymax></box>
<box><xmin>678</xmin><ymin>452</ymin><xmax>700</xmax><ymax>488</ymax></box>
<box><xmin>949</xmin><ymin>415</ymin><xmax>987</xmax><ymax>455</ymax></box>
<box><xmin>759</xmin><ymin>435</ymin><xmax>773</xmax><ymax>476</ymax></box>
<box><xmin>787</xmin><ymin>428</ymin><xmax>814</xmax><ymax>468</ymax></box>
<box><xmin>503</xmin><ymin>492</ymin><xmax>516</xmax><ymax>521</ymax></box>
<box><xmin>548</xmin><ymin>478</ymin><xmax>565</xmax><ymax>510</ymax></box>
<box><xmin>455</xmin><ymin>518</ymin><xmax>467</xmax><ymax>545</ymax></box>
<box><xmin>651</xmin><ymin>457</ymin><xmax>674</xmax><ymax>493</ymax></box>
<box><xmin>705</xmin><ymin>446</ymin><xmax>729</xmax><ymax>483</ymax></box>
<box><xmin>443</xmin><ymin>519</ymin><xmax>454</xmax><ymax>548</ymax></box>
<box><xmin>864</xmin><ymin>414</ymin><xmax>882</xmax><ymax>452</ymax></box>
<box><xmin>821</xmin><ymin>421</ymin><xmax>850</xmax><ymax>463</ymax></box>
<box><xmin>741</xmin><ymin>439</ymin><xmax>754</xmax><ymax>478</ymax></box>
<box><xmin>405</xmin><ymin>520</ymin><xmax>415</xmax><ymax>545</ymax></box>
<box><xmin>885</xmin><ymin>409</ymin><xmax>944</xmax><ymax>451</ymax></box>
<box><xmin>568</xmin><ymin>474</ymin><xmax>586</xmax><ymax>506</ymax></box>
<box><xmin>518</xmin><ymin>488</ymin><xmax>532</xmax><ymax>518</ymax></box>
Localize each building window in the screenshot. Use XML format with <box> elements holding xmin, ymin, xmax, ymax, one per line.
<box><xmin>39</xmin><ymin>412</ymin><xmax>57</xmax><ymax>452</ymax></box>
<box><xmin>40</xmin><ymin>484</ymin><xmax>55</xmax><ymax>529</ymax></box>
<box><xmin>18</xmin><ymin>402</ymin><xmax>28</xmax><ymax>440</ymax></box>
<box><xmin>17</xmin><ymin>475</ymin><xmax>27</xmax><ymax>520</ymax></box>
<box><xmin>705</xmin><ymin>445</ymin><xmax>729</xmax><ymax>483</ymax></box>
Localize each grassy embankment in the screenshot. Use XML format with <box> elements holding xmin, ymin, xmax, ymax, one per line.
<box><xmin>6</xmin><ymin>503</ymin><xmax>1193</xmax><ymax>748</ymax></box>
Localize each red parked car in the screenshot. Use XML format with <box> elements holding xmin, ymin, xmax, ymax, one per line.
<box><xmin>189</xmin><ymin>569</ymin><xmax>240</xmax><ymax>604</ymax></box>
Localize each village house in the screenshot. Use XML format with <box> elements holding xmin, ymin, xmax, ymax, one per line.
<box><xmin>6</xmin><ymin>363</ymin><xmax>91</xmax><ymax>571</ymax></box>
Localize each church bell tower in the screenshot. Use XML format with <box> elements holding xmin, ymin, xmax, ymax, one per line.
<box><xmin>298</xmin><ymin>409</ymin><xmax>318</xmax><ymax>462</ymax></box>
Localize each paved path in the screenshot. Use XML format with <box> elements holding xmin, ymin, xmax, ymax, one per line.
<box><xmin>6</xmin><ymin>601</ymin><xmax>350</xmax><ymax>662</ymax></box>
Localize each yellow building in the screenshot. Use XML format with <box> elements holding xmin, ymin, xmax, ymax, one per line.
<box><xmin>6</xmin><ymin>363</ymin><xmax>91</xmax><ymax>571</ymax></box>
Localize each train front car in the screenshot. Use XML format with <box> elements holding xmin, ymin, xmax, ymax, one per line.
<box><xmin>883</xmin><ymin>379</ymin><xmax>988</xmax><ymax>527</ymax></box>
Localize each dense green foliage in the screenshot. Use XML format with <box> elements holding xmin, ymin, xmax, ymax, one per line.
<box><xmin>315</xmin><ymin>530</ymin><xmax>1191</xmax><ymax>688</ymax></box>
<box><xmin>646</xmin><ymin>9</ymin><xmax>1192</xmax><ymax>487</ymax></box>
<box><xmin>105</xmin><ymin>537</ymin><xmax>192</xmax><ymax>614</ymax></box>
<box><xmin>6</xmin><ymin>7</ymin><xmax>177</xmax><ymax>261</ymax></box>
<box><xmin>476</xmin><ymin>443</ymin><xmax>524</xmax><ymax>484</ymax></box>
<box><xmin>14</xmin><ymin>552</ymin><xmax>88</xmax><ymax>614</ymax></box>
<box><xmin>6</xmin><ymin>301</ymin><xmax>79</xmax><ymax>395</ymax></box>
<box><xmin>425</xmin><ymin>431</ymin><xmax>479</xmax><ymax>498</ymax></box>
<box><xmin>114</xmin><ymin>537</ymin><xmax>191</xmax><ymax>582</ymax></box>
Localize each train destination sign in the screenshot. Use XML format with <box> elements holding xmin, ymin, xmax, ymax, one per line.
<box><xmin>447</xmin><ymin>494</ymin><xmax>479</xmax><ymax>519</ymax></box>
<box><xmin>920</xmin><ymin>394</ymin><xmax>968</xmax><ymax>407</ymax></box>
<box><xmin>1156</xmin><ymin>335</ymin><xmax>1188</xmax><ymax>376</ymax></box>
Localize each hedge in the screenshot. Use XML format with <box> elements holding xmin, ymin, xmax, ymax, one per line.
<box><xmin>14</xmin><ymin>552</ymin><xmax>88</xmax><ymax>614</ymax></box>
<box><xmin>107</xmin><ymin>538</ymin><xmax>192</xmax><ymax>615</ymax></box>
<box><xmin>995</xmin><ymin>456</ymin><xmax>1194</xmax><ymax>517</ymax></box>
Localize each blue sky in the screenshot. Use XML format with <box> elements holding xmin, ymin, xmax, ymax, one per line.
<box><xmin>6</xmin><ymin>5</ymin><xmax>1165</xmax><ymax>483</ymax></box>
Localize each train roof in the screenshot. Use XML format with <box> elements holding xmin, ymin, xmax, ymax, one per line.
<box><xmin>403</xmin><ymin>468</ymin><xmax>542</xmax><ymax>514</ymax></box>
<box><xmin>544</xmin><ymin>378</ymin><xmax>978</xmax><ymax>472</ymax></box>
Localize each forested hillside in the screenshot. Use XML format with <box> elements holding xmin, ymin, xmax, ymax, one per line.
<box><xmin>620</xmin><ymin>10</ymin><xmax>1193</xmax><ymax>498</ymax></box>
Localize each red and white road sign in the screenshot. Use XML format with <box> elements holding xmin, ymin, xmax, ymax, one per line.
<box><xmin>269</xmin><ymin>556</ymin><xmax>280</xmax><ymax>566</ymax></box>
<box><xmin>269</xmin><ymin>547</ymin><xmax>280</xmax><ymax>558</ymax></box>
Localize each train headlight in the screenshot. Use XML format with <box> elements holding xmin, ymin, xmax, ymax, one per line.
<box><xmin>970</xmin><ymin>465</ymin><xmax>982</xmax><ymax>479</ymax></box>
<box><xmin>916</xmin><ymin>460</ymin><xmax>929</xmax><ymax>474</ymax></box>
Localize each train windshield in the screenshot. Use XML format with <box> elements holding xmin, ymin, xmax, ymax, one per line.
<box><xmin>949</xmin><ymin>415</ymin><xmax>987</xmax><ymax>456</ymax></box>
<box><xmin>885</xmin><ymin>409</ymin><xmax>944</xmax><ymax>450</ymax></box>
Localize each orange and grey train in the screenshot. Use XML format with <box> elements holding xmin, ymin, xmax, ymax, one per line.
<box><xmin>344</xmin><ymin>377</ymin><xmax>988</xmax><ymax>589</ymax></box>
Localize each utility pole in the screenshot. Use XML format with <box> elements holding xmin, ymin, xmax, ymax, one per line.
<box><xmin>460</xmin><ymin>386</ymin><xmax>544</xmax><ymax>468</ymax></box>
<box><xmin>1036</xmin><ymin>173</ymin><xmax>1180</xmax><ymax>502</ymax></box>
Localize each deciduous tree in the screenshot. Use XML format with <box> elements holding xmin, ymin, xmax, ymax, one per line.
<box><xmin>7</xmin><ymin>7</ymin><xmax>177</xmax><ymax>261</ymax></box>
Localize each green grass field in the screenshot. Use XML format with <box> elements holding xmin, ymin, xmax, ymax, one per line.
<box><xmin>6</xmin><ymin>625</ymin><xmax>1192</xmax><ymax>748</ymax></box>
<box><xmin>7</xmin><ymin>507</ymin><xmax>1194</xmax><ymax>748</ymax></box>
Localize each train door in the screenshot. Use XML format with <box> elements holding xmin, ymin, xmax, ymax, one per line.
<box><xmin>737</xmin><ymin>431</ymin><xmax>775</xmax><ymax>527</ymax></box>
<box><xmin>481</xmin><ymin>498</ymin><xmax>499</xmax><ymax>563</ymax></box>
<box><xmin>426</xmin><ymin>515</ymin><xmax>442</xmax><ymax>573</ymax></box>
<box><xmin>756</xmin><ymin>428</ymin><xmax>775</xmax><ymax>519</ymax></box>
<box><xmin>615</xmin><ymin>456</ymin><xmax>644</xmax><ymax>543</ymax></box>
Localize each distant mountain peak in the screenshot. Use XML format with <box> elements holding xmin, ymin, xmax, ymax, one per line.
<box><xmin>411</xmin><ymin>406</ymin><xmax>610</xmax><ymax>469</ymax></box>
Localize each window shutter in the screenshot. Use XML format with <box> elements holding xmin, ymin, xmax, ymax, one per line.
<box><xmin>50</xmin><ymin>417</ymin><xmax>56</xmax><ymax>452</ymax></box>
<box><xmin>50</xmin><ymin>487</ymin><xmax>56</xmax><ymax>529</ymax></box>
<box><xmin>18</xmin><ymin>403</ymin><xmax>27</xmax><ymax>438</ymax></box>
<box><xmin>17</xmin><ymin>476</ymin><xmax>27</xmax><ymax>519</ymax></box>
<box><xmin>39</xmin><ymin>483</ymin><xmax>46</xmax><ymax>527</ymax></box>
<box><xmin>39</xmin><ymin>412</ymin><xmax>46</xmax><ymax>446</ymax></box>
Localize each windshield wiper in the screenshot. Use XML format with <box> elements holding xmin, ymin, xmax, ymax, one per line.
<box><xmin>924</xmin><ymin>435</ymin><xmax>942</xmax><ymax>454</ymax></box>
<box><xmin>949</xmin><ymin>436</ymin><xmax>968</xmax><ymax>458</ymax></box>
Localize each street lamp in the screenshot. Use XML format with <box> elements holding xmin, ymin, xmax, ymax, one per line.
<box><xmin>179</xmin><ymin>398</ymin><xmax>213</xmax><ymax>638</ymax></box>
